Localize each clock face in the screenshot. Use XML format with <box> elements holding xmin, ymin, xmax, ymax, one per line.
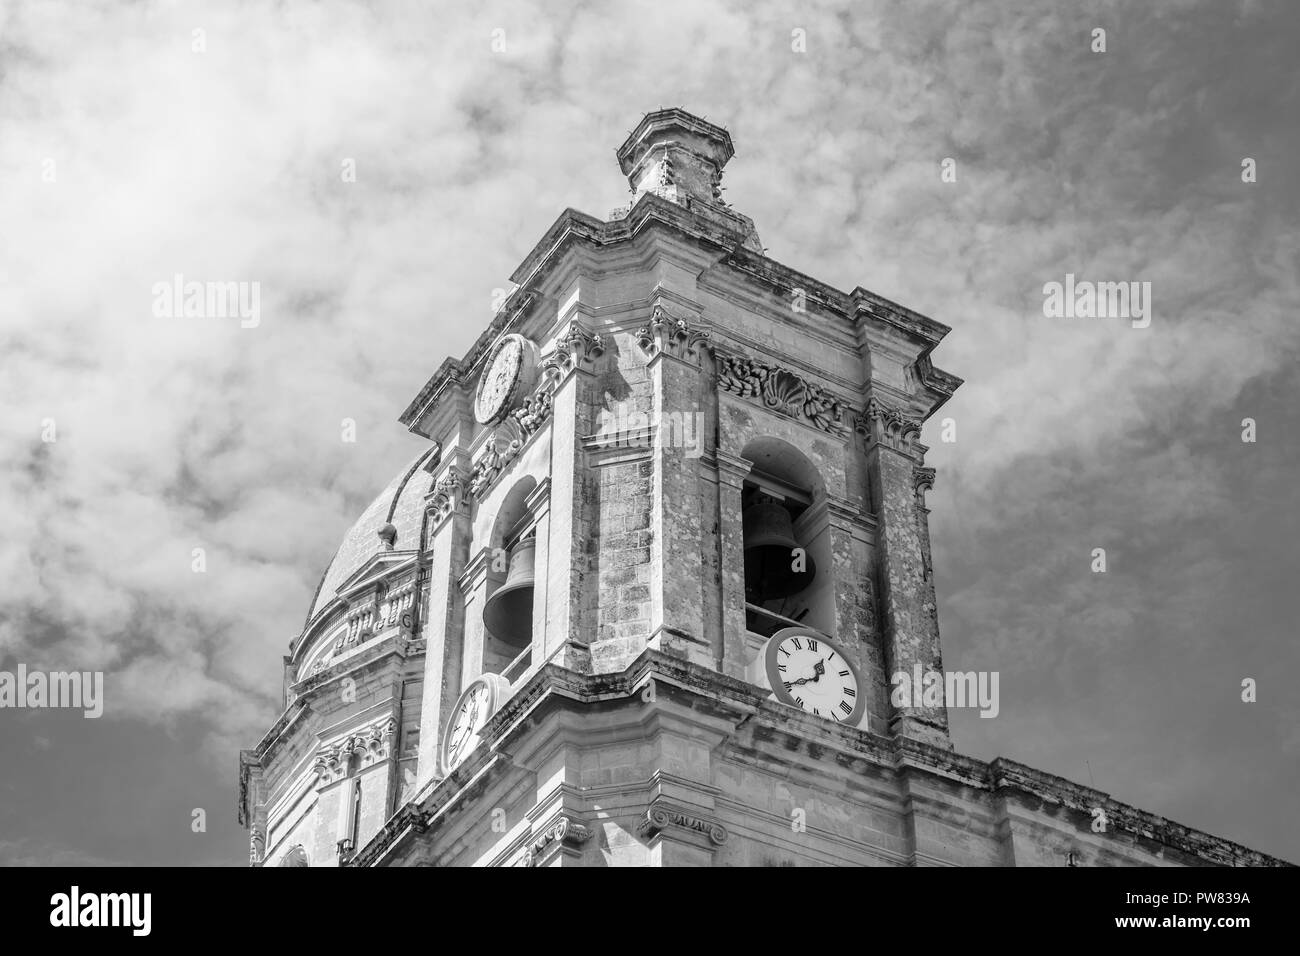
<box><xmin>440</xmin><ymin>678</ymin><xmax>496</xmax><ymax>774</ymax></box>
<box><xmin>764</xmin><ymin>629</ymin><xmax>864</xmax><ymax>725</ymax></box>
<box><xmin>474</xmin><ymin>336</ymin><xmax>525</xmax><ymax>424</ymax></box>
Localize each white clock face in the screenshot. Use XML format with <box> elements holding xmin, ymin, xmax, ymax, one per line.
<box><xmin>474</xmin><ymin>337</ymin><xmax>525</xmax><ymax>424</ymax></box>
<box><xmin>441</xmin><ymin>680</ymin><xmax>493</xmax><ymax>772</ymax></box>
<box><xmin>766</xmin><ymin>630</ymin><xmax>863</xmax><ymax>725</ymax></box>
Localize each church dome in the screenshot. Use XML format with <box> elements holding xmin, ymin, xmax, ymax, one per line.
<box><xmin>304</xmin><ymin>447</ymin><xmax>438</xmax><ymax>624</ymax></box>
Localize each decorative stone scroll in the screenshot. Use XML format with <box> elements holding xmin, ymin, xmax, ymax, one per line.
<box><xmin>511</xmin><ymin>815</ymin><xmax>592</xmax><ymax>867</ymax></box>
<box><xmin>428</xmin><ymin>470</ymin><xmax>468</xmax><ymax>524</ymax></box>
<box><xmin>913</xmin><ymin>466</ymin><xmax>936</xmax><ymax>504</ymax></box>
<box><xmin>639</xmin><ymin>803</ymin><xmax>728</xmax><ymax>846</ymax></box>
<box><xmin>249</xmin><ymin>826</ymin><xmax>266</xmax><ymax>866</ymax></box>
<box><xmin>854</xmin><ymin>396</ymin><xmax>922</xmax><ymax>452</ymax></box>
<box><xmin>540</xmin><ymin>322</ymin><xmax>605</xmax><ymax>384</ymax></box>
<box><xmin>636</xmin><ymin>304</ymin><xmax>709</xmax><ymax>360</ymax></box>
<box><xmin>710</xmin><ymin>346</ymin><xmax>847</xmax><ymax>436</ymax></box>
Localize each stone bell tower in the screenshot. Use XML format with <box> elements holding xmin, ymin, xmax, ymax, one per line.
<box><xmin>241</xmin><ymin>108</ymin><xmax>1287</xmax><ymax>868</ymax></box>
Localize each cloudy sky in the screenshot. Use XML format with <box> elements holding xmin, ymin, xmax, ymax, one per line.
<box><xmin>1</xmin><ymin>0</ymin><xmax>1296</xmax><ymax>866</ymax></box>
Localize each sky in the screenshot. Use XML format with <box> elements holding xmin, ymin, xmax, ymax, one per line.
<box><xmin>1</xmin><ymin>0</ymin><xmax>1297</xmax><ymax>865</ymax></box>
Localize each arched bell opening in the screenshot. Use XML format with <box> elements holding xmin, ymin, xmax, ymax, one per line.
<box><xmin>482</xmin><ymin>478</ymin><xmax>539</xmax><ymax>671</ymax></box>
<box><xmin>739</xmin><ymin>438</ymin><xmax>833</xmax><ymax>639</ymax></box>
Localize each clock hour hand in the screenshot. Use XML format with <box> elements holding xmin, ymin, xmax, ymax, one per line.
<box><xmin>788</xmin><ymin>659</ymin><xmax>828</xmax><ymax>687</ymax></box>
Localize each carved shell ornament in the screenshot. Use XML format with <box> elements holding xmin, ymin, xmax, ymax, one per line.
<box><xmin>761</xmin><ymin>367</ymin><xmax>804</xmax><ymax>414</ymax></box>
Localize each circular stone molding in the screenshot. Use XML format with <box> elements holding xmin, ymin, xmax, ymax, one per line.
<box><xmin>474</xmin><ymin>334</ymin><xmax>537</xmax><ymax>425</ymax></box>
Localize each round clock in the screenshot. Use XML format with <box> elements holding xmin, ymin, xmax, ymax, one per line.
<box><xmin>474</xmin><ymin>334</ymin><xmax>533</xmax><ymax>425</ymax></box>
<box><xmin>440</xmin><ymin>673</ymin><xmax>512</xmax><ymax>775</ymax></box>
<box><xmin>761</xmin><ymin>627</ymin><xmax>865</xmax><ymax>726</ymax></box>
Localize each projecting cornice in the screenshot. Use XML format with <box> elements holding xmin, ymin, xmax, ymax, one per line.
<box><xmin>401</xmin><ymin>191</ymin><xmax>962</xmax><ymax>437</ymax></box>
<box><xmin>345</xmin><ymin>650</ymin><xmax>1293</xmax><ymax>869</ymax></box>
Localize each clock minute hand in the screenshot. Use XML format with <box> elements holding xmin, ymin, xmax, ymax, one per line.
<box><xmin>789</xmin><ymin>659</ymin><xmax>827</xmax><ymax>687</ymax></box>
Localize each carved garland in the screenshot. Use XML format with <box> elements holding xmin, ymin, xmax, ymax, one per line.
<box><xmin>467</xmin><ymin>385</ymin><xmax>555</xmax><ymax>501</ymax></box>
<box><xmin>711</xmin><ymin>347</ymin><xmax>847</xmax><ymax>436</ymax></box>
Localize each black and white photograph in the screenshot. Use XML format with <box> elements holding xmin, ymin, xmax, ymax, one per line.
<box><xmin>1</xmin><ymin>0</ymin><xmax>1297</xmax><ymax>933</ymax></box>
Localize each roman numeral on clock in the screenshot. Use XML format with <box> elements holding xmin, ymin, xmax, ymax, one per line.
<box><xmin>839</xmin><ymin>700</ymin><xmax>853</xmax><ymax>715</ymax></box>
<box><xmin>791</xmin><ymin>638</ymin><xmax>802</xmax><ymax>650</ymax></box>
<box><xmin>843</xmin><ymin>687</ymin><xmax>855</xmax><ymax>697</ymax></box>
<box><xmin>807</xmin><ymin>639</ymin><xmax>819</xmax><ymax>652</ymax></box>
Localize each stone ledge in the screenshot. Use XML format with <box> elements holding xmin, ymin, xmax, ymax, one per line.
<box><xmin>344</xmin><ymin>649</ymin><xmax>1293</xmax><ymax>868</ymax></box>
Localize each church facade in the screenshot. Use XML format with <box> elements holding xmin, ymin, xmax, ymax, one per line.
<box><xmin>238</xmin><ymin>108</ymin><xmax>1286</xmax><ymax>867</ymax></box>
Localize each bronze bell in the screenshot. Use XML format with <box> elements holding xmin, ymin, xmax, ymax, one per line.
<box><xmin>483</xmin><ymin>537</ymin><xmax>536</xmax><ymax>646</ymax></box>
<box><xmin>743</xmin><ymin>498</ymin><xmax>815</xmax><ymax>600</ymax></box>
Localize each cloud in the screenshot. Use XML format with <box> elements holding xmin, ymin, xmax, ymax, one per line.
<box><xmin>0</xmin><ymin>0</ymin><xmax>1296</xmax><ymax>862</ymax></box>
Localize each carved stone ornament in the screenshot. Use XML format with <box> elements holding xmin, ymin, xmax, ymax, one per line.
<box><xmin>312</xmin><ymin>716</ymin><xmax>398</xmax><ymax>789</ymax></box>
<box><xmin>854</xmin><ymin>396</ymin><xmax>922</xmax><ymax>452</ymax></box>
<box><xmin>639</xmin><ymin>803</ymin><xmax>728</xmax><ymax>846</ymax></box>
<box><xmin>510</xmin><ymin>815</ymin><xmax>592</xmax><ymax>867</ymax></box>
<box><xmin>636</xmin><ymin>304</ymin><xmax>709</xmax><ymax>360</ymax></box>
<box><xmin>249</xmin><ymin>826</ymin><xmax>266</xmax><ymax>866</ymax></box>
<box><xmin>428</xmin><ymin>471</ymin><xmax>467</xmax><ymax>524</ymax></box>
<box><xmin>468</xmin><ymin>433</ymin><xmax>522</xmax><ymax>499</ymax></box>
<box><xmin>474</xmin><ymin>334</ymin><xmax>534</xmax><ymax>425</ymax></box>
<box><xmin>510</xmin><ymin>387</ymin><xmax>554</xmax><ymax>438</ymax></box>
<box><xmin>465</xmin><ymin>385</ymin><xmax>555</xmax><ymax>501</ymax></box>
<box><xmin>711</xmin><ymin>347</ymin><xmax>846</xmax><ymax>435</ymax></box>
<box><xmin>913</xmin><ymin>466</ymin><xmax>936</xmax><ymax>504</ymax></box>
<box><xmin>540</xmin><ymin>322</ymin><xmax>605</xmax><ymax>384</ymax></box>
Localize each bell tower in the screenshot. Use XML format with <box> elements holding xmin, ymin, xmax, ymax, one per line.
<box><xmin>242</xmin><ymin>107</ymin><xmax>1285</xmax><ymax>868</ymax></box>
<box><xmin>397</xmin><ymin>105</ymin><xmax>958</xmax><ymax>765</ymax></box>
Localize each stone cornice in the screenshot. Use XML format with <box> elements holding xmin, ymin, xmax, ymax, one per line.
<box><xmin>344</xmin><ymin>650</ymin><xmax>1294</xmax><ymax>868</ymax></box>
<box><xmin>400</xmin><ymin>192</ymin><xmax>960</xmax><ymax>439</ymax></box>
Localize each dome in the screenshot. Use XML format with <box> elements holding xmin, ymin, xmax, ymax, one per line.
<box><xmin>305</xmin><ymin>447</ymin><xmax>438</xmax><ymax>624</ymax></box>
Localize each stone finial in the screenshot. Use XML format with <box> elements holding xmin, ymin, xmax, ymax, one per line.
<box><xmin>377</xmin><ymin>523</ymin><xmax>397</xmax><ymax>550</ymax></box>
<box><xmin>616</xmin><ymin>108</ymin><xmax>735</xmax><ymax>207</ymax></box>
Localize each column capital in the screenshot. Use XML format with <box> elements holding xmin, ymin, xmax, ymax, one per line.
<box><xmin>540</xmin><ymin>321</ymin><xmax>605</xmax><ymax>388</ymax></box>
